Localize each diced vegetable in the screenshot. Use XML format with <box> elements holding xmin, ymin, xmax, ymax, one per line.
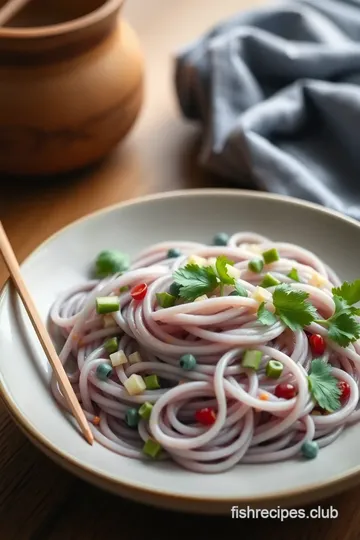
<box><xmin>262</xmin><ymin>248</ymin><xmax>280</xmax><ymax>264</ymax></box>
<box><xmin>143</xmin><ymin>439</ymin><xmax>162</xmax><ymax>458</ymax></box>
<box><xmin>129</xmin><ymin>351</ymin><xmax>142</xmax><ymax>364</ymax></box>
<box><xmin>104</xmin><ymin>337</ymin><xmax>118</xmax><ymax>354</ymax></box>
<box><xmin>124</xmin><ymin>374</ymin><xmax>146</xmax><ymax>395</ymax></box>
<box><xmin>260</xmin><ymin>273</ymin><xmax>280</xmax><ymax>288</ymax></box>
<box><xmin>242</xmin><ymin>350</ymin><xmax>263</xmax><ymax>370</ymax></box>
<box><xmin>144</xmin><ymin>375</ymin><xmax>160</xmax><ymax>390</ymax></box>
<box><xmin>139</xmin><ymin>402</ymin><xmax>153</xmax><ymax>420</ymax></box>
<box><xmin>248</xmin><ymin>258</ymin><xmax>264</xmax><ymax>273</ymax></box>
<box><xmin>110</xmin><ymin>350</ymin><xmax>128</xmax><ymax>367</ymax></box>
<box><xmin>96</xmin><ymin>296</ymin><xmax>120</xmax><ymax>314</ymax></box>
<box><xmin>265</xmin><ymin>360</ymin><xmax>283</xmax><ymax>379</ymax></box>
<box><xmin>156</xmin><ymin>292</ymin><xmax>176</xmax><ymax>308</ymax></box>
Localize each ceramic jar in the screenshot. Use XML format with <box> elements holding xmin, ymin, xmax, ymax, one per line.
<box><xmin>0</xmin><ymin>0</ymin><xmax>144</xmax><ymax>175</ymax></box>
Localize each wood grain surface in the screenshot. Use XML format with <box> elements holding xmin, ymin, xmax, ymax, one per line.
<box><xmin>0</xmin><ymin>1</ymin><xmax>358</xmax><ymax>538</ymax></box>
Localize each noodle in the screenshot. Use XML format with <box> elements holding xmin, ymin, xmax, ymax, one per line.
<box><xmin>49</xmin><ymin>232</ymin><xmax>360</xmax><ymax>472</ymax></box>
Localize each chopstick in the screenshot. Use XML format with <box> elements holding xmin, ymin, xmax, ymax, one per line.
<box><xmin>0</xmin><ymin>221</ymin><xmax>94</xmax><ymax>445</ymax></box>
<box><xmin>0</xmin><ymin>0</ymin><xmax>32</xmax><ymax>26</ymax></box>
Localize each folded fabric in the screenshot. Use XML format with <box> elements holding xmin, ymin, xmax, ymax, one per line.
<box><xmin>174</xmin><ymin>0</ymin><xmax>360</xmax><ymax>220</ymax></box>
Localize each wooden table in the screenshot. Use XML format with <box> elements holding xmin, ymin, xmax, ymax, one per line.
<box><xmin>0</xmin><ymin>1</ymin><xmax>357</xmax><ymax>538</ymax></box>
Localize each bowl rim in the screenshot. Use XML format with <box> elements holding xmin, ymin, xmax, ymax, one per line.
<box><xmin>0</xmin><ymin>0</ymin><xmax>123</xmax><ymax>39</ymax></box>
<box><xmin>2</xmin><ymin>187</ymin><xmax>360</xmax><ymax>512</ymax></box>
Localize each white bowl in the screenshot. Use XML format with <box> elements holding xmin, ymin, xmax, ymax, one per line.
<box><xmin>1</xmin><ymin>188</ymin><xmax>360</xmax><ymax>514</ymax></box>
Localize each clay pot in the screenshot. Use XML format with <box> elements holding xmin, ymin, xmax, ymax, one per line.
<box><xmin>0</xmin><ymin>0</ymin><xmax>144</xmax><ymax>175</ymax></box>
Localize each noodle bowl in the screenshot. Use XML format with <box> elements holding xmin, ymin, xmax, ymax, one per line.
<box><xmin>49</xmin><ymin>232</ymin><xmax>360</xmax><ymax>473</ymax></box>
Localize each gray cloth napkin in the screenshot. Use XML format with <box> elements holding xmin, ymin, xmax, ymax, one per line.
<box><xmin>174</xmin><ymin>0</ymin><xmax>360</xmax><ymax>220</ymax></box>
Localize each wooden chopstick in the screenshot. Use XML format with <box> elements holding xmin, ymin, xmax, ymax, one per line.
<box><xmin>0</xmin><ymin>0</ymin><xmax>32</xmax><ymax>27</ymax></box>
<box><xmin>0</xmin><ymin>221</ymin><xmax>94</xmax><ymax>445</ymax></box>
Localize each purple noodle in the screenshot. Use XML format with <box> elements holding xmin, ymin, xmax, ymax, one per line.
<box><xmin>48</xmin><ymin>233</ymin><xmax>360</xmax><ymax>473</ymax></box>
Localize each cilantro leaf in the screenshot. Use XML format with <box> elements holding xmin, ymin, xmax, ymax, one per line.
<box><xmin>317</xmin><ymin>292</ymin><xmax>360</xmax><ymax>347</ymax></box>
<box><xmin>287</xmin><ymin>268</ymin><xmax>300</xmax><ymax>282</ymax></box>
<box><xmin>173</xmin><ymin>256</ymin><xmax>243</xmax><ymax>302</ymax></box>
<box><xmin>272</xmin><ymin>284</ymin><xmax>317</xmax><ymax>331</ymax></box>
<box><xmin>257</xmin><ymin>302</ymin><xmax>277</xmax><ymax>326</ymax></box>
<box><xmin>328</xmin><ymin>312</ymin><xmax>360</xmax><ymax>347</ymax></box>
<box><xmin>307</xmin><ymin>359</ymin><xmax>341</xmax><ymax>412</ymax></box>
<box><xmin>234</xmin><ymin>281</ymin><xmax>248</xmax><ymax>297</ymax></box>
<box><xmin>333</xmin><ymin>295</ymin><xmax>349</xmax><ymax>314</ymax></box>
<box><xmin>332</xmin><ymin>280</ymin><xmax>360</xmax><ymax>306</ymax></box>
<box><xmin>173</xmin><ymin>264</ymin><xmax>218</xmax><ymax>301</ymax></box>
<box><xmin>215</xmin><ymin>255</ymin><xmax>235</xmax><ymax>285</ymax></box>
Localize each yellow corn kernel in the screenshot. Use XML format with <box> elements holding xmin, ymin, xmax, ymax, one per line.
<box><xmin>110</xmin><ymin>350</ymin><xmax>128</xmax><ymax>367</ymax></box>
<box><xmin>187</xmin><ymin>254</ymin><xmax>207</xmax><ymax>267</ymax></box>
<box><xmin>309</xmin><ymin>272</ymin><xmax>327</xmax><ymax>288</ymax></box>
<box><xmin>226</xmin><ymin>264</ymin><xmax>241</xmax><ymax>279</ymax></box>
<box><xmin>259</xmin><ymin>393</ymin><xmax>269</xmax><ymax>401</ymax></box>
<box><xmin>103</xmin><ymin>315</ymin><xmax>115</xmax><ymax>328</ymax></box>
<box><xmin>194</xmin><ymin>294</ymin><xmax>208</xmax><ymax>302</ymax></box>
<box><xmin>251</xmin><ymin>286</ymin><xmax>272</xmax><ymax>303</ymax></box>
<box><xmin>124</xmin><ymin>374</ymin><xmax>146</xmax><ymax>396</ymax></box>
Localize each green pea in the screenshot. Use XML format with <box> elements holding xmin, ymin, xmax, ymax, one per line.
<box><xmin>179</xmin><ymin>353</ymin><xmax>197</xmax><ymax>370</ymax></box>
<box><xmin>301</xmin><ymin>441</ymin><xmax>319</xmax><ymax>459</ymax></box>
<box><xmin>213</xmin><ymin>233</ymin><xmax>229</xmax><ymax>246</ymax></box>
<box><xmin>167</xmin><ymin>248</ymin><xmax>181</xmax><ymax>258</ymax></box>
<box><xmin>96</xmin><ymin>363</ymin><xmax>113</xmax><ymax>381</ymax></box>
<box><xmin>125</xmin><ymin>408</ymin><xmax>139</xmax><ymax>428</ymax></box>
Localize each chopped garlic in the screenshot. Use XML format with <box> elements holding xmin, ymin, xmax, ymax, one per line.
<box><xmin>194</xmin><ymin>294</ymin><xmax>208</xmax><ymax>302</ymax></box>
<box><xmin>129</xmin><ymin>351</ymin><xmax>142</xmax><ymax>364</ymax></box>
<box><xmin>226</xmin><ymin>264</ymin><xmax>241</xmax><ymax>279</ymax></box>
<box><xmin>251</xmin><ymin>286</ymin><xmax>272</xmax><ymax>303</ymax></box>
<box><xmin>124</xmin><ymin>374</ymin><xmax>146</xmax><ymax>395</ymax></box>
<box><xmin>110</xmin><ymin>350</ymin><xmax>128</xmax><ymax>367</ymax></box>
<box><xmin>187</xmin><ymin>254</ymin><xmax>207</xmax><ymax>267</ymax></box>
<box><xmin>309</xmin><ymin>272</ymin><xmax>327</xmax><ymax>288</ymax></box>
<box><xmin>103</xmin><ymin>315</ymin><xmax>115</xmax><ymax>328</ymax></box>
